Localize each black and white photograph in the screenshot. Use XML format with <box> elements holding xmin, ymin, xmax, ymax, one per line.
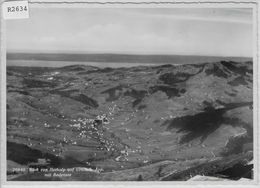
<box><xmin>1</xmin><ymin>0</ymin><xmax>258</xmax><ymax>184</ymax></box>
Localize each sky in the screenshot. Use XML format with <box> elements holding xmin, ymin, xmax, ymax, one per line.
<box><xmin>6</xmin><ymin>8</ymin><xmax>253</xmax><ymax>57</ymax></box>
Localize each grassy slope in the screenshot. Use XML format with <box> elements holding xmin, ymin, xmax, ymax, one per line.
<box><xmin>6</xmin><ymin>61</ymin><xmax>253</xmax><ymax>181</ymax></box>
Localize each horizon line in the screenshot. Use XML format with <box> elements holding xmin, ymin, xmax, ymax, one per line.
<box><xmin>6</xmin><ymin>51</ymin><xmax>252</xmax><ymax>59</ymax></box>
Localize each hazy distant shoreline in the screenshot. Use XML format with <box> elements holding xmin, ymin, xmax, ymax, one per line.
<box><xmin>7</xmin><ymin>60</ymin><xmax>161</xmax><ymax>68</ymax></box>
<box><xmin>6</xmin><ymin>53</ymin><xmax>252</xmax><ymax>67</ymax></box>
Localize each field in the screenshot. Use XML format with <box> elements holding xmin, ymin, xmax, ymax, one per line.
<box><xmin>6</xmin><ymin>58</ymin><xmax>253</xmax><ymax>181</ymax></box>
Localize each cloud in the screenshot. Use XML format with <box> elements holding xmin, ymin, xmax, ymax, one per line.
<box><xmin>126</xmin><ymin>8</ymin><xmax>252</xmax><ymax>24</ymax></box>
<box><xmin>6</xmin><ymin>8</ymin><xmax>253</xmax><ymax>57</ymax></box>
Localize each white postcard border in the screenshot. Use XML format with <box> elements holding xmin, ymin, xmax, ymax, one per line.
<box><xmin>0</xmin><ymin>0</ymin><xmax>259</xmax><ymax>188</ymax></box>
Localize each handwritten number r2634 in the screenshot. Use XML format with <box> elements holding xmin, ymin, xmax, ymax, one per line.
<box><xmin>7</xmin><ymin>6</ymin><xmax>28</xmax><ymax>12</ymax></box>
